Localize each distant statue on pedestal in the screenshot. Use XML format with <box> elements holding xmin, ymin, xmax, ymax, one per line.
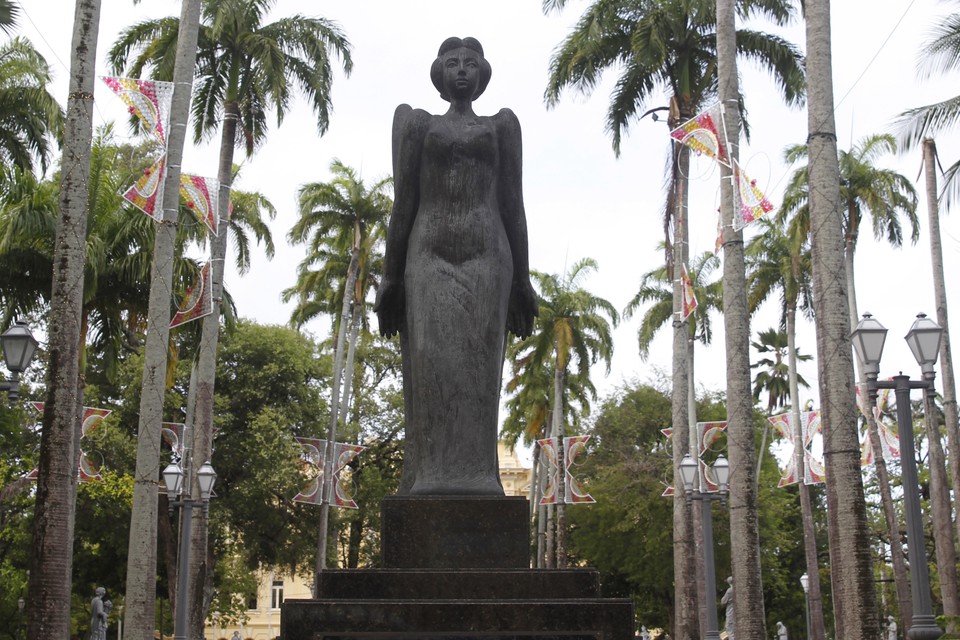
<box><xmin>639</xmin><ymin>625</ymin><xmax>651</xmax><ymax>640</ymax></box>
<box><xmin>720</xmin><ymin>576</ymin><xmax>734</xmax><ymax>640</ymax></box>
<box><xmin>886</xmin><ymin>615</ymin><xmax>898</xmax><ymax>640</ymax></box>
<box><xmin>776</xmin><ymin>620</ymin><xmax>787</xmax><ymax>640</ymax></box>
<box><xmin>89</xmin><ymin>587</ymin><xmax>107</xmax><ymax>640</ymax></box>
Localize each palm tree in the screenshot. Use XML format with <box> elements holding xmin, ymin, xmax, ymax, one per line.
<box><xmin>750</xmin><ymin>328</ymin><xmax>810</xmax><ymax>414</ymax></box>
<box><xmin>804</xmin><ymin>2</ymin><xmax>880</xmax><ymax>636</ymax></box>
<box><xmin>745</xmin><ymin>216</ymin><xmax>827</xmax><ymax>639</ymax></box>
<box><xmin>110</xmin><ymin>3</ymin><xmax>351</xmax><ymax>631</ymax></box>
<box><xmin>780</xmin><ymin>133</ymin><xmax>930</xmax><ymax>627</ymax></box>
<box><xmin>508</xmin><ymin>258</ymin><xmax>618</xmax><ymax>568</ymax></box>
<box><xmin>0</xmin><ymin>0</ymin><xmax>18</xmax><ymax>33</ymax></box>
<box><xmin>0</xmin><ymin>37</ymin><xmax>64</xmax><ymax>174</ymax></box>
<box><xmin>24</xmin><ymin>2</ymin><xmax>100</xmax><ymax>640</ymax></box>
<box><xmin>542</xmin><ymin>3</ymin><xmax>803</xmax><ymax>633</ymax></box>
<box><xmin>284</xmin><ymin>159</ymin><xmax>391</xmax><ymax>583</ymax></box>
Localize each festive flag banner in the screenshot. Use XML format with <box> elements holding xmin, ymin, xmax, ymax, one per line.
<box><xmin>661</xmin><ymin>427</ymin><xmax>673</xmax><ymax>440</ymax></box>
<box><xmin>78</xmin><ymin>450</ymin><xmax>102</xmax><ymax>483</ymax></box>
<box><xmin>564</xmin><ymin>435</ymin><xmax>595</xmax><ymax>504</ymax></box>
<box><xmin>715</xmin><ymin>210</ymin><xmax>724</xmax><ymax>256</ymax></box>
<box><xmin>180</xmin><ymin>174</ymin><xmax>220</xmax><ymax>236</ymax></box>
<box><xmin>122</xmin><ymin>156</ymin><xmax>166</xmax><ymax>220</ymax></box>
<box><xmin>292</xmin><ymin>437</ymin><xmax>364</xmax><ymax>509</ymax></box>
<box><xmin>537</xmin><ymin>437</ymin><xmax>560</xmax><ymax>505</ymax></box>
<box><xmin>801</xmin><ymin>411</ymin><xmax>825</xmax><ymax>485</ymax></box>
<box><xmin>696</xmin><ymin>421</ymin><xmax>728</xmax><ymax>491</ymax></box>
<box><xmin>162</xmin><ymin>422</ymin><xmax>187</xmax><ymax>458</ymax></box>
<box><xmin>661</xmin><ymin>481</ymin><xmax>676</xmax><ymax>497</ymax></box>
<box><xmin>732</xmin><ymin>160</ymin><xmax>775</xmax><ymax>231</ymax></box>
<box><xmin>681</xmin><ymin>264</ymin><xmax>698</xmax><ymax>320</ymax></box>
<box><xmin>669</xmin><ymin>102</ymin><xmax>730</xmax><ymax>167</ymax></box>
<box><xmin>170</xmin><ymin>260</ymin><xmax>214</xmax><ymax>328</ymax></box>
<box><xmin>29</xmin><ymin>403</ymin><xmax>111</xmax><ymax>482</ymax></box>
<box><xmin>856</xmin><ymin>383</ymin><xmax>900</xmax><ymax>465</ymax></box>
<box><xmin>101</xmin><ymin>76</ymin><xmax>173</xmax><ymax>146</ymax></box>
<box><xmin>768</xmin><ymin>413</ymin><xmax>800</xmax><ymax>487</ymax></box>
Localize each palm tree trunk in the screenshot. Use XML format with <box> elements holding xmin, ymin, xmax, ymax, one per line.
<box><xmin>339</xmin><ymin>299</ymin><xmax>362</xmax><ymax>440</ymax></box>
<box><xmin>788</xmin><ymin>304</ymin><xmax>827</xmax><ymax>640</ymax></box>
<box><xmin>185</xmin><ymin>87</ymin><xmax>240</xmax><ymax>639</ymax></box>
<box><xmin>537</xmin><ymin>449</ymin><xmax>547</xmax><ymax>568</ymax></box>
<box><xmin>805</xmin><ymin>1</ymin><xmax>879</xmax><ymax>636</ymax></box>
<box><xmin>553</xmin><ymin>363</ymin><xmax>567</xmax><ymax>568</ymax></box>
<box><xmin>716</xmin><ymin>1</ymin><xmax>765</xmax><ymax>637</ymax></box>
<box><xmin>845</xmin><ymin>243</ymin><xmax>914</xmax><ymax>628</ymax></box>
<box><xmin>124</xmin><ymin>3</ymin><xmax>201</xmax><ymax>639</ymax></box>
<box><xmin>670</xmin><ymin>131</ymin><xmax>697</xmax><ymax>640</ymax></box>
<box><xmin>688</xmin><ymin>340</ymin><xmax>707</xmax><ymax>637</ymax></box>
<box><xmin>26</xmin><ymin>3</ymin><xmax>100</xmax><ymax>638</ymax></box>
<box><xmin>316</xmin><ymin>246</ymin><xmax>361</xmax><ymax>586</ymax></box>
<box><xmin>923</xmin><ymin>137</ymin><xmax>960</xmax><ymax>575</ymax></box>
<box><xmin>529</xmin><ymin>443</ymin><xmax>540</xmax><ymax>566</ymax></box>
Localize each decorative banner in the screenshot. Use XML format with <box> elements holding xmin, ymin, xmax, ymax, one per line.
<box><xmin>29</xmin><ymin>403</ymin><xmax>111</xmax><ymax>482</ymax></box>
<box><xmin>537</xmin><ymin>437</ymin><xmax>560</xmax><ymax>505</ymax></box>
<box><xmin>122</xmin><ymin>156</ymin><xmax>166</xmax><ymax>220</ymax></box>
<box><xmin>715</xmin><ymin>210</ymin><xmax>724</xmax><ymax>256</ymax></box>
<box><xmin>661</xmin><ymin>481</ymin><xmax>676</xmax><ymax>497</ymax></box>
<box><xmin>162</xmin><ymin>422</ymin><xmax>187</xmax><ymax>459</ymax></box>
<box><xmin>669</xmin><ymin>102</ymin><xmax>730</xmax><ymax>167</ymax></box>
<box><xmin>170</xmin><ymin>260</ymin><xmax>214</xmax><ymax>328</ymax></box>
<box><xmin>696</xmin><ymin>421</ymin><xmax>728</xmax><ymax>492</ymax></box>
<box><xmin>538</xmin><ymin>437</ymin><xmax>595</xmax><ymax>505</ymax></box>
<box><xmin>101</xmin><ymin>76</ymin><xmax>173</xmax><ymax>146</ymax></box>
<box><xmin>769</xmin><ymin>413</ymin><xmax>799</xmax><ymax>487</ymax></box>
<box><xmin>660</xmin><ymin>427</ymin><xmax>673</xmax><ymax>440</ymax></box>
<box><xmin>801</xmin><ymin>411</ymin><xmax>825</xmax><ymax>485</ymax></box>
<box><xmin>180</xmin><ymin>174</ymin><xmax>220</xmax><ymax>236</ymax></box>
<box><xmin>564</xmin><ymin>436</ymin><xmax>595</xmax><ymax>504</ymax></box>
<box><xmin>732</xmin><ymin>160</ymin><xmax>775</xmax><ymax>231</ymax></box>
<box><xmin>292</xmin><ymin>437</ymin><xmax>365</xmax><ymax>509</ymax></box>
<box><xmin>680</xmin><ymin>264</ymin><xmax>698</xmax><ymax>320</ymax></box>
<box><xmin>856</xmin><ymin>383</ymin><xmax>900</xmax><ymax>465</ymax></box>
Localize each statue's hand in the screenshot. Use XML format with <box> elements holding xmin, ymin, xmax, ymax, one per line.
<box><xmin>507</xmin><ymin>278</ymin><xmax>538</xmax><ymax>339</ymax></box>
<box><xmin>374</xmin><ymin>278</ymin><xmax>405</xmax><ymax>338</ymax></box>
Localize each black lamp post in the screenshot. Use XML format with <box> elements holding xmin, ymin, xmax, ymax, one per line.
<box><xmin>679</xmin><ymin>453</ymin><xmax>729</xmax><ymax>640</ymax></box>
<box><xmin>163</xmin><ymin>459</ymin><xmax>217</xmax><ymax>640</ymax></box>
<box><xmin>852</xmin><ymin>312</ymin><xmax>943</xmax><ymax>640</ymax></box>
<box><xmin>0</xmin><ymin>321</ymin><xmax>39</xmax><ymax>401</ymax></box>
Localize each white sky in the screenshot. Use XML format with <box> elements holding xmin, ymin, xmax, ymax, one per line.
<box><xmin>16</xmin><ymin>0</ymin><xmax>960</xmax><ymax>415</ymax></box>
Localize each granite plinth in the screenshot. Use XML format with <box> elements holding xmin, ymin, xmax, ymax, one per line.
<box><xmin>316</xmin><ymin>569</ymin><xmax>600</xmax><ymax>600</ymax></box>
<box><xmin>381</xmin><ymin>496</ymin><xmax>529</xmax><ymax>569</ymax></box>
<box><xmin>282</xmin><ymin>598</ymin><xmax>634</xmax><ymax>640</ymax></box>
<box><xmin>281</xmin><ymin>497</ymin><xmax>636</xmax><ymax>640</ymax></box>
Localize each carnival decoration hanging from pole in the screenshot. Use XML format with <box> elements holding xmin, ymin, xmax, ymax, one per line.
<box><xmin>180</xmin><ymin>174</ymin><xmax>220</xmax><ymax>236</ymax></box>
<box><xmin>170</xmin><ymin>260</ymin><xmax>214</xmax><ymax>328</ymax></box>
<box><xmin>293</xmin><ymin>437</ymin><xmax>365</xmax><ymax>509</ymax></box>
<box><xmin>669</xmin><ymin>102</ymin><xmax>731</xmax><ymax>167</ymax></box>
<box><xmin>696</xmin><ymin>420</ymin><xmax>728</xmax><ymax>491</ymax></box>
<box><xmin>536</xmin><ymin>436</ymin><xmax>595</xmax><ymax>505</ymax></box>
<box><xmin>856</xmin><ymin>383</ymin><xmax>900</xmax><ymax>465</ymax></box>
<box><xmin>26</xmin><ymin>403</ymin><xmax>111</xmax><ymax>482</ymax></box>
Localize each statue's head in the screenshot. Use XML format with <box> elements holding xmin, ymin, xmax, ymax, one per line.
<box><xmin>95</xmin><ymin>587</ymin><xmax>105</xmax><ymax>597</ymax></box>
<box><xmin>431</xmin><ymin>37</ymin><xmax>491</xmax><ymax>102</ymax></box>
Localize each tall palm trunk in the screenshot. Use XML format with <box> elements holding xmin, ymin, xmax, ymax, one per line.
<box><xmin>185</xmin><ymin>91</ymin><xmax>240</xmax><ymax>639</ymax></box>
<box><xmin>805</xmin><ymin>1</ymin><xmax>879</xmax><ymax>636</ymax></box>
<box><xmin>26</xmin><ymin>3</ymin><xmax>100</xmax><ymax>639</ymax></box>
<box><xmin>553</xmin><ymin>362</ymin><xmax>567</xmax><ymax>568</ymax></box>
<box><xmin>124</xmin><ymin>3</ymin><xmax>201</xmax><ymax>639</ymax></box>
<box><xmin>787</xmin><ymin>303</ymin><xmax>827</xmax><ymax>640</ymax></box>
<box><xmin>537</xmin><ymin>447</ymin><xmax>547</xmax><ymax>568</ymax></box>
<box><xmin>688</xmin><ymin>340</ymin><xmax>708</xmax><ymax>636</ymax></box>
<box><xmin>316</xmin><ymin>245</ymin><xmax>361</xmax><ymax>586</ymax></box>
<box><xmin>923</xmin><ymin>138</ymin><xmax>960</xmax><ymax>560</ymax></box>
<box><xmin>670</xmin><ymin>130</ymin><xmax>697</xmax><ymax>640</ymax></box>
<box><xmin>716</xmin><ymin>1</ymin><xmax>765</xmax><ymax>636</ymax></box>
<box><xmin>844</xmin><ymin>246</ymin><xmax>913</xmax><ymax>626</ymax></box>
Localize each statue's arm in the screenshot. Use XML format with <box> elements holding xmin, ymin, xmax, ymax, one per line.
<box><xmin>375</xmin><ymin>104</ymin><xmax>426</xmax><ymax>337</ymax></box>
<box><xmin>495</xmin><ymin>108</ymin><xmax>538</xmax><ymax>338</ymax></box>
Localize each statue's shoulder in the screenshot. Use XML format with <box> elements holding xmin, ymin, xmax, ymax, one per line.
<box><xmin>491</xmin><ymin>108</ymin><xmax>521</xmax><ymax>134</ymax></box>
<box><xmin>393</xmin><ymin>104</ymin><xmax>432</xmax><ymax>138</ymax></box>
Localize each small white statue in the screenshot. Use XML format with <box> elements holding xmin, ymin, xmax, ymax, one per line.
<box><xmin>639</xmin><ymin>626</ymin><xmax>651</xmax><ymax>640</ymax></box>
<box><xmin>886</xmin><ymin>615</ymin><xmax>898</xmax><ymax>640</ymax></box>
<box><xmin>776</xmin><ymin>620</ymin><xmax>788</xmax><ymax>640</ymax></box>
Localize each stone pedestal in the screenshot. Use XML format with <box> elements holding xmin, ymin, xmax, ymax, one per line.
<box><xmin>281</xmin><ymin>497</ymin><xmax>634</xmax><ymax>640</ymax></box>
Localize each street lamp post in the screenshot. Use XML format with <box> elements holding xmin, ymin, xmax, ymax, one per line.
<box><xmin>163</xmin><ymin>459</ymin><xmax>217</xmax><ymax>640</ymax></box>
<box><xmin>679</xmin><ymin>453</ymin><xmax>730</xmax><ymax>640</ymax></box>
<box><xmin>800</xmin><ymin>573</ymin><xmax>810</xmax><ymax>640</ymax></box>
<box><xmin>852</xmin><ymin>312</ymin><xmax>944</xmax><ymax>640</ymax></box>
<box><xmin>0</xmin><ymin>321</ymin><xmax>39</xmax><ymax>402</ymax></box>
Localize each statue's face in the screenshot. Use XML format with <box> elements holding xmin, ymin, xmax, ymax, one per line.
<box><xmin>442</xmin><ymin>47</ymin><xmax>481</xmax><ymax>101</ymax></box>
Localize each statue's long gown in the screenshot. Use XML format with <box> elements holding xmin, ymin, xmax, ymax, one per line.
<box><xmin>400</xmin><ymin>113</ymin><xmax>511</xmax><ymax>495</ymax></box>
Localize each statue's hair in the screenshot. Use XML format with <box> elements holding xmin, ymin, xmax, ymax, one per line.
<box><xmin>430</xmin><ymin>37</ymin><xmax>491</xmax><ymax>102</ymax></box>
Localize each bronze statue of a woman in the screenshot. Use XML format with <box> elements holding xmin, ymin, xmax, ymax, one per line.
<box><xmin>375</xmin><ymin>37</ymin><xmax>537</xmax><ymax>496</ymax></box>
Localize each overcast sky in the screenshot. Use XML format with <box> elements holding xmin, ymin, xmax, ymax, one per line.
<box><xmin>16</xmin><ymin>0</ymin><xmax>960</xmax><ymax>413</ymax></box>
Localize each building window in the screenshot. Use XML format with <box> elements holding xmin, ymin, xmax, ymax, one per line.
<box><xmin>271</xmin><ymin>580</ymin><xmax>284</xmax><ymax>609</ymax></box>
<box><xmin>246</xmin><ymin>593</ymin><xmax>257</xmax><ymax>611</ymax></box>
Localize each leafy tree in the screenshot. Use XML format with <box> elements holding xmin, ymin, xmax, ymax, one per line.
<box><xmin>750</xmin><ymin>327</ymin><xmax>810</xmax><ymax>414</ymax></box>
<box><xmin>508</xmin><ymin>258</ymin><xmax>618</xmax><ymax>568</ymax></box>
<box><xmin>0</xmin><ymin>37</ymin><xmax>63</xmax><ymax>174</ymax></box>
